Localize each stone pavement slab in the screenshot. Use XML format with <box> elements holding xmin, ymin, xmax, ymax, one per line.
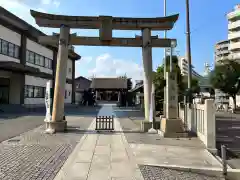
<box><xmin>130</xmin><ymin>143</ymin><xmax>222</xmax><ymax>168</ymax></box>
<box><xmin>55</xmin><ymin>118</ymin><xmax>144</xmax><ymax>180</ymax></box>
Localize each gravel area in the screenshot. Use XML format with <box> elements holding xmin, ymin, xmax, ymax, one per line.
<box><xmin>139</xmin><ymin>165</ymin><xmax>223</xmax><ymax>180</ymax></box>
<box><xmin>0</xmin><ymin>116</ymin><xmax>93</xmax><ymax>180</ymax></box>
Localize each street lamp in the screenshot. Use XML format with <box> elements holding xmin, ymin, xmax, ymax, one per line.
<box><xmin>169</xmin><ymin>39</ymin><xmax>177</xmax><ymax>72</ymax></box>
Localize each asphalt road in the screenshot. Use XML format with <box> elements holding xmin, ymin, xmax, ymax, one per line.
<box><xmin>0</xmin><ymin>115</ymin><xmax>44</xmax><ymax>142</ymax></box>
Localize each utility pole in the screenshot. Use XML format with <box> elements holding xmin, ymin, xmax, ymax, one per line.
<box><xmin>163</xmin><ymin>0</ymin><xmax>167</xmax><ymax>116</ymax></box>
<box><xmin>186</xmin><ymin>0</ymin><xmax>192</xmax><ymax>102</ymax></box>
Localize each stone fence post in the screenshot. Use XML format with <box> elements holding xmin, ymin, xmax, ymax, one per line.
<box><xmin>204</xmin><ymin>99</ymin><xmax>216</xmax><ymax>153</ymax></box>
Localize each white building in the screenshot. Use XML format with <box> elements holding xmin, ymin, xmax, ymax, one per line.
<box><xmin>178</xmin><ymin>56</ymin><xmax>202</xmax><ymax>79</ymax></box>
<box><xmin>0</xmin><ymin>7</ymin><xmax>81</xmax><ymax>106</ymax></box>
<box><xmin>228</xmin><ymin>4</ymin><xmax>240</xmax><ymax>62</ymax></box>
<box><xmin>214</xmin><ymin>40</ymin><xmax>229</xmax><ymax>65</ymax></box>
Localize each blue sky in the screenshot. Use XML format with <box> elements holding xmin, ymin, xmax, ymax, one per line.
<box><xmin>1</xmin><ymin>0</ymin><xmax>238</xmax><ymax>82</ymax></box>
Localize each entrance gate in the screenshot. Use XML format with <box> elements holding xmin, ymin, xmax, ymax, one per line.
<box><xmin>95</xmin><ymin>115</ymin><xmax>114</xmax><ymax>131</ymax></box>
<box><xmin>30</xmin><ymin>10</ymin><xmax>179</xmax><ymax>132</ymax></box>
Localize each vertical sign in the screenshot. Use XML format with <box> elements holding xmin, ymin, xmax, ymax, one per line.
<box><xmin>45</xmin><ymin>80</ymin><xmax>52</xmax><ymax>121</ymax></box>
<box><xmin>149</xmin><ymin>84</ymin><xmax>155</xmax><ymax>122</ymax></box>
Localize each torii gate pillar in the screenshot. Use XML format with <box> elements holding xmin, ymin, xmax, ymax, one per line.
<box><xmin>142</xmin><ymin>28</ymin><xmax>153</xmax><ymax>120</ymax></box>
<box><xmin>45</xmin><ymin>25</ymin><xmax>70</xmax><ymax>133</ymax></box>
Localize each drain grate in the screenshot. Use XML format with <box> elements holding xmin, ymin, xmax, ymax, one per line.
<box><xmin>8</xmin><ymin>139</ymin><xmax>20</xmax><ymax>143</ymax></box>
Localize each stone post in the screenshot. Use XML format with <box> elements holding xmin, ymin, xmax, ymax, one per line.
<box><xmin>142</xmin><ymin>28</ymin><xmax>153</xmax><ymax>121</ymax></box>
<box><xmin>204</xmin><ymin>99</ymin><xmax>216</xmax><ymax>153</ymax></box>
<box><xmin>46</xmin><ymin>25</ymin><xmax>70</xmax><ymax>133</ymax></box>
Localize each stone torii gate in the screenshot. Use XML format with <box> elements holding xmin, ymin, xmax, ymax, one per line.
<box><xmin>30</xmin><ymin>10</ymin><xmax>179</xmax><ymax>133</ymax></box>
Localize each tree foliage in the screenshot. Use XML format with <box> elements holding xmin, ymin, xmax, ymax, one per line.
<box><xmin>210</xmin><ymin>60</ymin><xmax>240</xmax><ymax>109</ymax></box>
<box><xmin>153</xmin><ymin>55</ymin><xmax>200</xmax><ymax>110</ymax></box>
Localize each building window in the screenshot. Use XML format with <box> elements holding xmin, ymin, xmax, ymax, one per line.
<box><xmin>34</xmin><ymin>86</ymin><xmax>45</xmax><ymax>98</ymax></box>
<box><xmin>45</xmin><ymin>58</ymin><xmax>52</xmax><ymax>69</ymax></box>
<box><xmin>35</xmin><ymin>54</ymin><xmax>40</xmax><ymax>65</ymax></box>
<box><xmin>25</xmin><ymin>85</ymin><xmax>45</xmax><ymax>98</ymax></box>
<box><xmin>27</xmin><ymin>51</ymin><xmax>35</xmax><ymax>64</ymax></box>
<box><xmin>69</xmin><ymin>68</ymin><xmax>72</xmax><ymax>73</ymax></box>
<box><xmin>0</xmin><ymin>39</ymin><xmax>20</xmax><ymax>59</ymax></box>
<box><xmin>25</xmin><ymin>85</ymin><xmax>34</xmax><ymax>98</ymax></box>
<box><xmin>14</xmin><ymin>46</ymin><xmax>19</xmax><ymax>58</ymax></box>
<box><xmin>8</xmin><ymin>43</ymin><xmax>14</xmax><ymax>57</ymax></box>
<box><xmin>48</xmin><ymin>59</ymin><xmax>52</xmax><ymax>69</ymax></box>
<box><xmin>1</xmin><ymin>40</ymin><xmax>8</xmax><ymax>55</ymax></box>
<box><xmin>69</xmin><ymin>91</ymin><xmax>71</xmax><ymax>96</ymax></box>
<box><xmin>26</xmin><ymin>50</ymin><xmax>53</xmax><ymax>69</ymax></box>
<box><xmin>39</xmin><ymin>56</ymin><xmax>44</xmax><ymax>66</ymax></box>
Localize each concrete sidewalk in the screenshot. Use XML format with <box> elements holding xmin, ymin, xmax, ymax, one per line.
<box><xmin>54</xmin><ymin>119</ymin><xmax>144</xmax><ymax>180</ymax></box>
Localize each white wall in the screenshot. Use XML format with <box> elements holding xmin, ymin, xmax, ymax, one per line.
<box><xmin>0</xmin><ymin>25</ymin><xmax>21</xmax><ymax>46</ymax></box>
<box><xmin>26</xmin><ymin>38</ymin><xmax>53</xmax><ymax>74</ymax></box>
<box><xmin>67</xmin><ymin>59</ymin><xmax>73</xmax><ymax>79</ymax></box>
<box><xmin>65</xmin><ymin>83</ymin><xmax>72</xmax><ymax>103</ymax></box>
<box><xmin>0</xmin><ymin>25</ymin><xmax>21</xmax><ymax>63</ymax></box>
<box><xmin>24</xmin><ymin>75</ymin><xmax>50</xmax><ymax>105</ymax></box>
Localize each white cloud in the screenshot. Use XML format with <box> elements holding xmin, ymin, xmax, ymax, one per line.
<box><xmin>0</xmin><ymin>0</ymin><xmax>60</xmax><ymax>34</ymax></box>
<box><xmin>85</xmin><ymin>53</ymin><xmax>143</xmax><ymax>83</ymax></box>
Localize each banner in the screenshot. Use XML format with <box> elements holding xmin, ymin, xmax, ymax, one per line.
<box><xmin>149</xmin><ymin>84</ymin><xmax>155</xmax><ymax>122</ymax></box>
<box><xmin>45</xmin><ymin>80</ymin><xmax>52</xmax><ymax>121</ymax></box>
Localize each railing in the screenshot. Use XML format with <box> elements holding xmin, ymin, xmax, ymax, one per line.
<box><xmin>179</xmin><ymin>99</ymin><xmax>216</xmax><ymax>152</ymax></box>
<box><xmin>95</xmin><ymin>115</ymin><xmax>114</xmax><ymax>131</ymax></box>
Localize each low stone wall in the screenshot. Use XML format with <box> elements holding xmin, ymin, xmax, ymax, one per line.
<box><xmin>179</xmin><ymin>99</ymin><xmax>216</xmax><ymax>152</ymax></box>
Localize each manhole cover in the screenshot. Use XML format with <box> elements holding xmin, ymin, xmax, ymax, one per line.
<box><xmin>8</xmin><ymin>139</ymin><xmax>20</xmax><ymax>143</ymax></box>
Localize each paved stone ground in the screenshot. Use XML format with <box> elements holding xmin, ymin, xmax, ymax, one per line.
<box><xmin>0</xmin><ymin>116</ymin><xmax>44</xmax><ymax>143</ymax></box>
<box><xmin>0</xmin><ymin>116</ymin><xmax>93</xmax><ymax>180</ymax></box>
<box><xmin>54</xmin><ymin>116</ymin><xmax>144</xmax><ymax>180</ymax></box>
<box><xmin>118</xmin><ymin>118</ymin><xmax>205</xmax><ymax>148</ymax></box>
<box><xmin>139</xmin><ymin>165</ymin><xmax>223</xmax><ymax>180</ymax></box>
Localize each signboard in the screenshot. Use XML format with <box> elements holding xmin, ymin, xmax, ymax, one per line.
<box><xmin>45</xmin><ymin>80</ymin><xmax>52</xmax><ymax>122</ymax></box>
<box><xmin>166</xmin><ymin>72</ymin><xmax>178</xmax><ymax>119</ymax></box>
<box><xmin>149</xmin><ymin>84</ymin><xmax>155</xmax><ymax>122</ymax></box>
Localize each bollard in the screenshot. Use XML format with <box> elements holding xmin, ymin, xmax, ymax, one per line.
<box><xmin>221</xmin><ymin>145</ymin><xmax>227</xmax><ymax>177</ymax></box>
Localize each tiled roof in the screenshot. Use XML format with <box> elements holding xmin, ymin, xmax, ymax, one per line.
<box><xmin>90</xmin><ymin>78</ymin><xmax>127</xmax><ymax>89</ymax></box>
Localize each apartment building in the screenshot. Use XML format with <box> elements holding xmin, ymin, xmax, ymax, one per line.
<box><xmin>0</xmin><ymin>7</ymin><xmax>81</xmax><ymax>105</ymax></box>
<box><xmin>178</xmin><ymin>56</ymin><xmax>202</xmax><ymax>79</ymax></box>
<box><xmin>227</xmin><ymin>4</ymin><xmax>240</xmax><ymax>62</ymax></box>
<box><xmin>214</xmin><ymin>40</ymin><xmax>229</xmax><ymax>65</ymax></box>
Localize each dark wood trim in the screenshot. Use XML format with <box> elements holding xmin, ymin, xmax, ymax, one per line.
<box><xmin>19</xmin><ymin>34</ymin><xmax>26</xmax><ymax>104</ymax></box>
<box><xmin>19</xmin><ymin>73</ymin><xmax>25</xmax><ymax>104</ymax></box>
<box><xmin>71</xmin><ymin>61</ymin><xmax>76</xmax><ymax>104</ymax></box>
<box><xmin>20</xmin><ymin>34</ymin><xmax>26</xmax><ymax>65</ymax></box>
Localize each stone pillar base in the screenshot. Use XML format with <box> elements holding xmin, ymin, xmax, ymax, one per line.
<box><xmin>158</xmin><ymin>118</ymin><xmax>188</xmax><ymax>138</ymax></box>
<box><xmin>44</xmin><ymin>120</ymin><xmax>67</xmax><ymax>134</ymax></box>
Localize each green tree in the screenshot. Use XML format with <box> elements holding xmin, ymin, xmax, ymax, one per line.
<box><xmin>210</xmin><ymin>60</ymin><xmax>240</xmax><ymax>110</ymax></box>
<box><xmin>153</xmin><ymin>55</ymin><xmax>183</xmax><ymax>110</ymax></box>
<box><xmin>182</xmin><ymin>76</ymin><xmax>200</xmax><ymax>95</ymax></box>
<box><xmin>153</xmin><ymin>55</ymin><xmax>200</xmax><ymax>110</ymax></box>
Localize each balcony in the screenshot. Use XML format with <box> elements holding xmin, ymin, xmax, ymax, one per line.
<box><xmin>215</xmin><ymin>50</ymin><xmax>229</xmax><ymax>56</ymax></box>
<box><xmin>229</xmin><ymin>42</ymin><xmax>240</xmax><ymax>50</ymax></box>
<box><xmin>228</xmin><ymin>32</ymin><xmax>240</xmax><ymax>40</ymax></box>
<box><xmin>227</xmin><ymin>10</ymin><xmax>240</xmax><ymax>20</ymax></box>
<box><xmin>228</xmin><ymin>21</ymin><xmax>240</xmax><ymax>30</ymax></box>
<box><xmin>215</xmin><ymin>43</ymin><xmax>229</xmax><ymax>50</ymax></box>
<box><xmin>228</xmin><ymin>53</ymin><xmax>240</xmax><ymax>60</ymax></box>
